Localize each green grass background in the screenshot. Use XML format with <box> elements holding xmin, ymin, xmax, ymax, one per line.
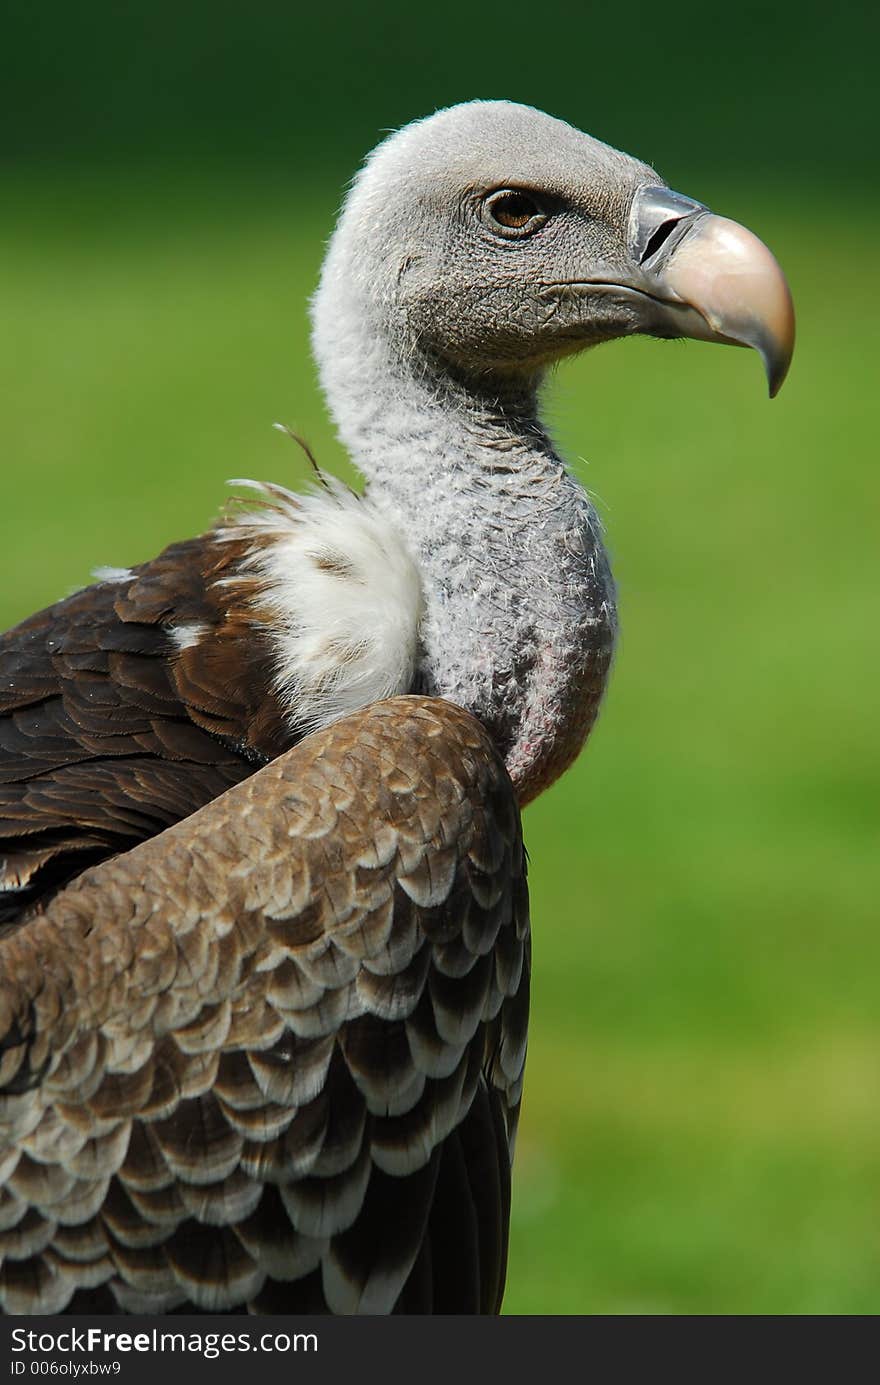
<box><xmin>2</xmin><ymin>2</ymin><xmax>877</xmax><ymax>1315</ymax></box>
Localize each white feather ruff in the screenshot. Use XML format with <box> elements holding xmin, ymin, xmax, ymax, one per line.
<box><xmin>220</xmin><ymin>478</ymin><xmax>423</xmax><ymax>734</ymax></box>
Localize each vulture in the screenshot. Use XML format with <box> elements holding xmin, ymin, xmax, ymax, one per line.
<box><xmin>0</xmin><ymin>101</ymin><xmax>794</xmax><ymax>1315</ymax></box>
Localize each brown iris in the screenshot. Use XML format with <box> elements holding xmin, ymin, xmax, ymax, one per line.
<box><xmin>485</xmin><ymin>190</ymin><xmax>542</xmax><ymax>232</ymax></box>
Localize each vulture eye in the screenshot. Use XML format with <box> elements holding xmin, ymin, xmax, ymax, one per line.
<box><xmin>484</xmin><ymin>189</ymin><xmax>545</xmax><ymax>235</ymax></box>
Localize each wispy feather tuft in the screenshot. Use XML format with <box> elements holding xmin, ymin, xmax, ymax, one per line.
<box><xmin>216</xmin><ymin>477</ymin><xmax>424</xmax><ymax>735</ymax></box>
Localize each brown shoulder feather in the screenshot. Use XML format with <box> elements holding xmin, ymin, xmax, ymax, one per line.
<box><xmin>0</xmin><ymin>533</ymin><xmax>293</xmax><ymax>921</ymax></box>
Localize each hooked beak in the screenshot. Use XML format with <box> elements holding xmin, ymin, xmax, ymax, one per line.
<box><xmin>625</xmin><ymin>185</ymin><xmax>795</xmax><ymax>396</ymax></box>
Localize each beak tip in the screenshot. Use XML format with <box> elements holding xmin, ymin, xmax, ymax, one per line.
<box><xmin>766</xmin><ymin>362</ymin><xmax>786</xmax><ymax>399</ymax></box>
<box><xmin>762</xmin><ymin>321</ymin><xmax>795</xmax><ymax>399</ymax></box>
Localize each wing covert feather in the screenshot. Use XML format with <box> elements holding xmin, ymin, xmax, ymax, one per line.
<box><xmin>0</xmin><ymin>696</ymin><xmax>529</xmax><ymax>1314</ymax></box>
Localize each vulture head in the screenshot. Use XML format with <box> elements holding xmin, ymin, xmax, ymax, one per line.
<box><xmin>311</xmin><ymin>101</ymin><xmax>794</xmax><ymax>802</ymax></box>
<box><xmin>314</xmin><ymin>99</ymin><xmax>794</xmax><ymax>397</ymax></box>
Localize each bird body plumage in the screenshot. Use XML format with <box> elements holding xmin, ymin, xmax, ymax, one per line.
<box><xmin>0</xmin><ymin>699</ymin><xmax>527</xmax><ymax>1314</ymax></box>
<box><xmin>0</xmin><ymin>100</ymin><xmax>793</xmax><ymax>1312</ymax></box>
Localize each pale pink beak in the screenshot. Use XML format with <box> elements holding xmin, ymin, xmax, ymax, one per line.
<box><xmin>658</xmin><ymin>213</ymin><xmax>796</xmax><ymax>396</ymax></box>
<box><xmin>627</xmin><ymin>186</ymin><xmax>796</xmax><ymax>396</ymax></box>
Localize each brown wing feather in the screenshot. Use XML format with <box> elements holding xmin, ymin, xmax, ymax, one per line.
<box><xmin>0</xmin><ymin>533</ymin><xmax>293</xmax><ymax>922</ymax></box>
<box><xmin>0</xmin><ymin>696</ymin><xmax>529</xmax><ymax>1315</ymax></box>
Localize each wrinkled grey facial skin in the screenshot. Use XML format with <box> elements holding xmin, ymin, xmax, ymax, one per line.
<box><xmin>338</xmin><ymin>102</ymin><xmax>659</xmax><ymax>378</ymax></box>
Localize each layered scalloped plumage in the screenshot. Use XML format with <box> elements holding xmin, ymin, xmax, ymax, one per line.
<box><xmin>0</xmin><ymin>699</ymin><xmax>528</xmax><ymax>1314</ymax></box>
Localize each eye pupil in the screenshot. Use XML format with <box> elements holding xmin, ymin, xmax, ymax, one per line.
<box><xmin>490</xmin><ymin>192</ymin><xmax>540</xmax><ymax>230</ymax></box>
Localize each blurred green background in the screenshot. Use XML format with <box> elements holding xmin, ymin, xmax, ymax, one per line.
<box><xmin>2</xmin><ymin>1</ymin><xmax>877</xmax><ymax>1315</ymax></box>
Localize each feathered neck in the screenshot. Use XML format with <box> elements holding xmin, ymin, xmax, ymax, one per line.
<box><xmin>311</xmin><ymin>256</ymin><xmax>617</xmax><ymax>804</ymax></box>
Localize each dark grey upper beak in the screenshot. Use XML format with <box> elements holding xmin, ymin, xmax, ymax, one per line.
<box><xmin>627</xmin><ymin>185</ymin><xmax>796</xmax><ymax>397</ymax></box>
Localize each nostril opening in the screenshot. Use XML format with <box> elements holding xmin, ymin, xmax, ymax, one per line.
<box><xmin>640</xmin><ymin>218</ymin><xmax>680</xmax><ymax>264</ymax></box>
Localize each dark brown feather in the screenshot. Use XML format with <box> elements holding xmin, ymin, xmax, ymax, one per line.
<box><xmin>0</xmin><ymin>533</ymin><xmax>293</xmax><ymax>922</ymax></box>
